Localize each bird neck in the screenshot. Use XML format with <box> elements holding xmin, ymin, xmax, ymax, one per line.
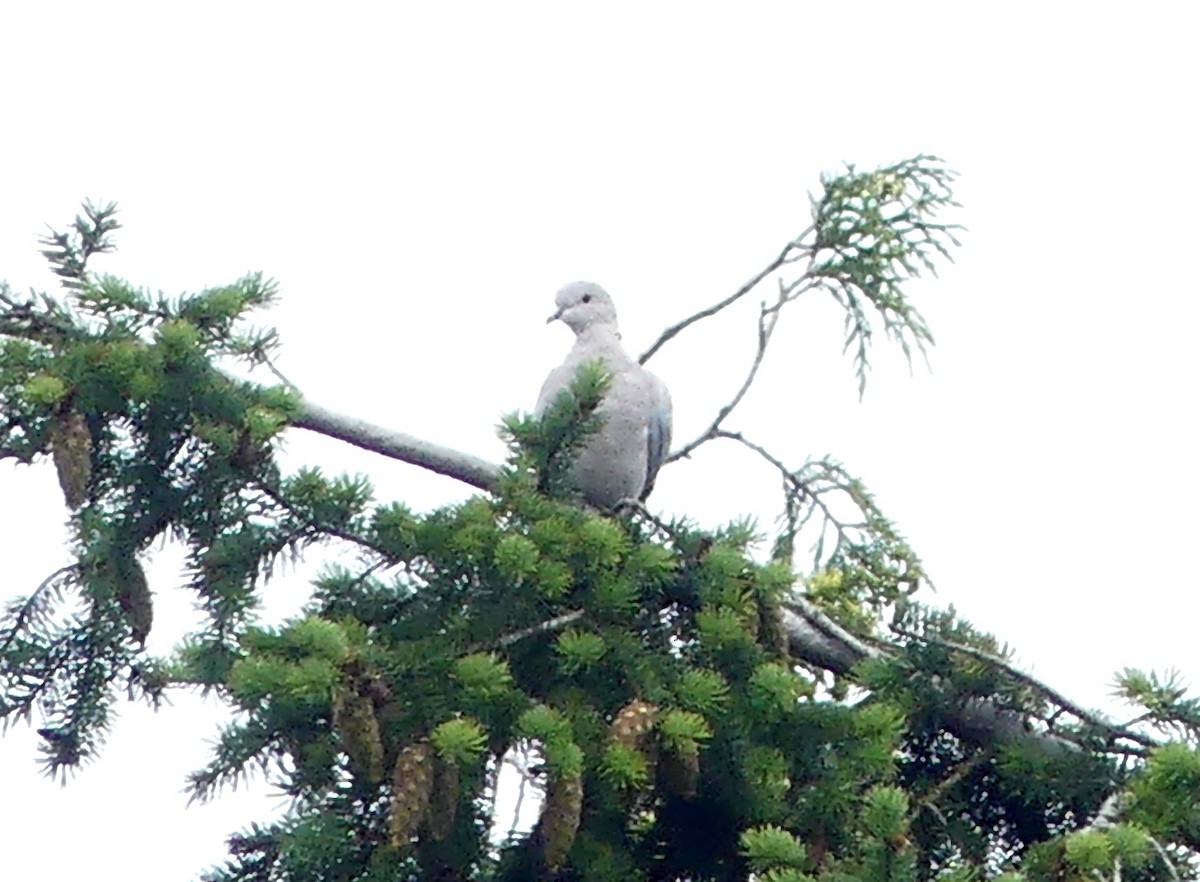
<box><xmin>570</xmin><ymin>323</ymin><xmax>633</xmax><ymax>366</ymax></box>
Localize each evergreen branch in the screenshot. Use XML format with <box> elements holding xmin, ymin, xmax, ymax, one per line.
<box><xmin>1087</xmin><ymin>793</ymin><xmax>1184</xmax><ymax>882</ymax></box>
<box><xmin>890</xmin><ymin>623</ymin><xmax>1158</xmax><ymax>753</ymax></box>
<box><xmin>777</xmin><ymin>602</ymin><xmax>1093</xmax><ymax>760</ymax></box>
<box><xmin>38</xmin><ymin>200</ymin><xmax>121</xmax><ymax>288</ymax></box>
<box><xmin>0</xmin><ymin>565</ymin><xmax>78</xmax><ymax>660</ymax></box>
<box><xmin>713</xmin><ymin>429</ymin><xmax>917</xmax><ymax>584</ymax></box>
<box><xmin>913</xmin><ymin>751</ymin><xmax>991</xmax><ymax>814</ymax></box>
<box><xmin>251</xmin><ymin>479</ymin><xmax>386</xmax><ymax>560</ymax></box>
<box><xmin>260</xmin><ymin>381</ymin><xmax>1135</xmax><ymax>762</ymax></box>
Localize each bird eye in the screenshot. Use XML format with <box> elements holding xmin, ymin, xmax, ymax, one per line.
<box><xmin>581</xmin><ymin>294</ymin><xmax>592</xmax><ymax>303</ymax></box>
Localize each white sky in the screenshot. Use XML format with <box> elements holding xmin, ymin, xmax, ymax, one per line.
<box><xmin>1</xmin><ymin>3</ymin><xmax>1197</xmax><ymax>880</ymax></box>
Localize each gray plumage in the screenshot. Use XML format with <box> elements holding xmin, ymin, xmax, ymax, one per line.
<box><xmin>536</xmin><ymin>281</ymin><xmax>673</xmax><ymax>509</ymax></box>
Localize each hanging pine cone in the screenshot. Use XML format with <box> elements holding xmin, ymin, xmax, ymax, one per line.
<box><xmin>427</xmin><ymin>757</ymin><xmax>460</xmax><ymax>842</ymax></box>
<box><xmin>49</xmin><ymin>410</ymin><xmax>92</xmax><ymax>509</ymax></box>
<box><xmin>390</xmin><ymin>742</ymin><xmax>434</xmax><ymax>849</ymax></box>
<box><xmin>332</xmin><ymin>684</ymin><xmax>385</xmax><ymax>784</ymax></box>
<box><xmin>610</xmin><ymin>698</ymin><xmax>659</xmax><ymax>749</ymax></box>
<box><xmin>661</xmin><ymin>747</ymin><xmax>701</xmax><ymax>799</ymax></box>
<box><xmin>540</xmin><ymin>769</ymin><xmax>583</xmax><ymax>873</ymax></box>
<box><xmin>116</xmin><ymin>556</ymin><xmax>153</xmax><ymax>647</ymax></box>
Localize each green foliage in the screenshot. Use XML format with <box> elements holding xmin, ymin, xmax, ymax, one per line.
<box><xmin>1063</xmin><ymin>828</ymin><xmax>1113</xmax><ymax>873</ymax></box>
<box><xmin>658</xmin><ymin>709</ymin><xmax>712</xmax><ymax>752</ymax></box>
<box><xmin>748</xmin><ymin>662</ymin><xmax>814</xmax><ymax>721</ymax></box>
<box><xmin>1127</xmin><ymin>743</ymin><xmax>1200</xmax><ymax>849</ymax></box>
<box><xmin>556</xmin><ymin>629</ymin><xmax>608</xmax><ymax>672</ymax></box>
<box><xmin>3</xmin><ymin>189</ymin><xmax>1197</xmax><ymax>882</ymax></box>
<box><xmin>674</xmin><ymin>668</ymin><xmax>732</xmax><ymax>715</ymax></box>
<box><xmin>808</xmin><ymin>155</ymin><xmax>962</xmax><ymax>396</ymax></box>
<box><xmin>740</xmin><ymin>824</ymin><xmax>810</xmax><ymax>871</ymax></box>
<box><xmin>452</xmin><ymin>653</ymin><xmax>514</xmax><ymax>697</ymax></box>
<box><xmin>498</xmin><ymin>358</ymin><xmax>612</xmax><ymax>502</ymax></box>
<box><xmin>429</xmin><ymin>717</ymin><xmax>487</xmax><ymax>764</ymax></box>
<box><xmin>1115</xmin><ymin>668</ymin><xmax>1200</xmax><ymax>742</ymax></box>
<box><xmin>600</xmin><ymin>741</ymin><xmax>653</xmax><ymax>789</ymax></box>
<box><xmin>860</xmin><ymin>785</ymin><xmax>910</xmax><ymax>842</ymax></box>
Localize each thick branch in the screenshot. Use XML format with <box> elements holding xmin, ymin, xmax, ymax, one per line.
<box><xmin>890</xmin><ymin>623</ymin><xmax>1157</xmax><ymax>753</ymax></box>
<box><xmin>778</xmin><ymin>602</ymin><xmax>1084</xmax><ymax>760</ymax></box>
<box><xmin>291</xmin><ymin>397</ymin><xmax>501</xmax><ymax>492</ymax></box>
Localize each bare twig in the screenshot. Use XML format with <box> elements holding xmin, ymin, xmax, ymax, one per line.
<box><xmin>714</xmin><ymin>430</ymin><xmax>877</xmax><ymax>569</ymax></box>
<box><xmin>489</xmin><ymin>610</ymin><xmax>585</xmax><ymax>651</ymax></box>
<box><xmin>915</xmin><ymin>752</ymin><xmax>991</xmax><ymax>812</ymax></box>
<box><xmin>1146</xmin><ymin>836</ymin><xmax>1183</xmax><ymax>882</ymax></box>
<box><xmin>638</xmin><ymin>230</ymin><xmax>812</xmax><ymax>365</ymax></box>
<box><xmin>260</xmin><ymin>353</ymin><xmax>299</xmax><ymax>393</ymax></box>
<box><xmin>668</xmin><ymin>301</ymin><xmax>782</xmax><ymax>463</ymax></box>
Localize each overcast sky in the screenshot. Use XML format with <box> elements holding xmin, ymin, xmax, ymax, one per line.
<box><xmin>2</xmin><ymin>3</ymin><xmax>1197</xmax><ymax>880</ymax></box>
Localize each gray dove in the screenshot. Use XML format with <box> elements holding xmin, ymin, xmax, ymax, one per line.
<box><xmin>536</xmin><ymin>281</ymin><xmax>673</xmax><ymax>509</ymax></box>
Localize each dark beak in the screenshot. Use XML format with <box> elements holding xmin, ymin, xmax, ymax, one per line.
<box><xmin>546</xmin><ymin>306</ymin><xmax>564</xmax><ymax>324</ymax></box>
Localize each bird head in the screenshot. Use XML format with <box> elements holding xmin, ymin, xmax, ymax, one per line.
<box><xmin>547</xmin><ymin>281</ymin><xmax>619</xmax><ymax>335</ymax></box>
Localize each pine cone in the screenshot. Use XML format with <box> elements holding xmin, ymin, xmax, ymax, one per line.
<box><xmin>610</xmin><ymin>698</ymin><xmax>659</xmax><ymax>749</ymax></box>
<box><xmin>390</xmin><ymin>742</ymin><xmax>434</xmax><ymax>849</ymax></box>
<box><xmin>540</xmin><ymin>770</ymin><xmax>583</xmax><ymax>872</ymax></box>
<box><xmin>428</xmin><ymin>757</ymin><xmax>460</xmax><ymax>841</ymax></box>
<box><xmin>116</xmin><ymin>556</ymin><xmax>153</xmax><ymax>647</ymax></box>
<box><xmin>332</xmin><ymin>685</ymin><xmax>385</xmax><ymax>784</ymax></box>
<box><xmin>49</xmin><ymin>411</ymin><xmax>92</xmax><ymax>509</ymax></box>
<box><xmin>661</xmin><ymin>747</ymin><xmax>700</xmax><ymax>799</ymax></box>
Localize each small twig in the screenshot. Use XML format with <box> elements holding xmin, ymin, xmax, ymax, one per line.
<box><xmin>918</xmin><ymin>800</ymin><xmax>950</xmax><ymax>828</ymax></box>
<box><xmin>261</xmin><ymin>354</ymin><xmax>299</xmax><ymax>393</ymax></box>
<box><xmin>490</xmin><ymin>610</ymin><xmax>585</xmax><ymax>651</ymax></box>
<box><xmin>1146</xmin><ymin>835</ymin><xmax>1182</xmax><ymax>882</ymax></box>
<box><xmin>712</xmin><ymin>430</ymin><xmax>866</xmax><ymax>566</ymax></box>
<box><xmin>915</xmin><ymin>751</ymin><xmax>990</xmax><ymax>811</ymax></box>
<box><xmin>668</xmin><ymin>301</ymin><xmax>782</xmax><ymax>463</ymax></box>
<box><xmin>503</xmin><ymin>744</ymin><xmax>544</xmax><ymax>843</ymax></box>
<box><xmin>638</xmin><ymin>230</ymin><xmax>812</xmax><ymax>365</ymax></box>
<box><xmin>614</xmin><ymin>498</ymin><xmax>677</xmax><ymax>540</ymax></box>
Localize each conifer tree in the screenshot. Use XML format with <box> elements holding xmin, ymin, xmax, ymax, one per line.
<box><xmin>2</xmin><ymin>157</ymin><xmax>1197</xmax><ymax>882</ymax></box>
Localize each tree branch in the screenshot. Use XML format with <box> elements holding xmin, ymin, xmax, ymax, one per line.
<box><xmin>777</xmin><ymin>602</ymin><xmax>1086</xmax><ymax>760</ymax></box>
<box><xmin>890</xmin><ymin>623</ymin><xmax>1158</xmax><ymax>753</ymax></box>
<box><xmin>667</xmin><ymin>301</ymin><xmax>781</xmax><ymax>463</ymax></box>
<box><xmin>290</xmin><ymin>397</ymin><xmax>500</xmax><ymax>492</ymax></box>
<box><xmin>637</xmin><ymin>230</ymin><xmax>811</xmax><ymax>365</ymax></box>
